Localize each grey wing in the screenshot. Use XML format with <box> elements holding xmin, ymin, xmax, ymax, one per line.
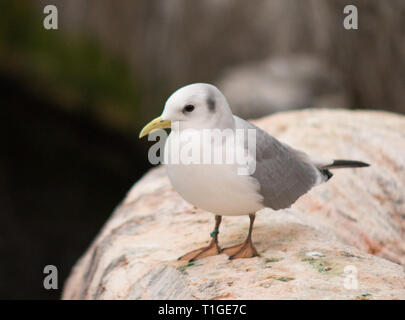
<box><xmin>236</xmin><ymin>117</ymin><xmax>323</xmax><ymax>210</ymax></box>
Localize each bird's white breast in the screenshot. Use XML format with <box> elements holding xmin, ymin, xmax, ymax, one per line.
<box><xmin>164</xmin><ymin>129</ymin><xmax>264</xmax><ymax>216</ymax></box>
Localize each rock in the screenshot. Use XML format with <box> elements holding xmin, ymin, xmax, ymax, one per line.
<box><xmin>217</xmin><ymin>56</ymin><xmax>350</xmax><ymax>119</ymax></box>
<box><xmin>261</xmin><ymin>109</ymin><xmax>405</xmax><ymax>266</ymax></box>
<box><xmin>62</xmin><ymin>109</ymin><xmax>405</xmax><ymax>300</ymax></box>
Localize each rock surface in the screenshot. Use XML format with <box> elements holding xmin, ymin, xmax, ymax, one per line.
<box><xmin>62</xmin><ymin>109</ymin><xmax>405</xmax><ymax>300</ymax></box>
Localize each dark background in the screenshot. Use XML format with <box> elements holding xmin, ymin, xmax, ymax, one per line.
<box><xmin>1</xmin><ymin>0</ymin><xmax>404</xmax><ymax>299</ymax></box>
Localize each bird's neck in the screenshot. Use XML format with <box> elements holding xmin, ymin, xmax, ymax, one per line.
<box><xmin>172</xmin><ymin>115</ymin><xmax>235</xmax><ymax>133</ymax></box>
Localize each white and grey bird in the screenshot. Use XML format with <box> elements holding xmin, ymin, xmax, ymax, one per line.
<box><xmin>139</xmin><ymin>83</ymin><xmax>369</xmax><ymax>261</ymax></box>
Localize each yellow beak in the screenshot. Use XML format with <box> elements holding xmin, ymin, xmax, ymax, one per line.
<box><xmin>139</xmin><ymin>116</ymin><xmax>171</xmax><ymax>138</ymax></box>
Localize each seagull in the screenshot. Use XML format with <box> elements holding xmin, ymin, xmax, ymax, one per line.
<box><xmin>139</xmin><ymin>83</ymin><xmax>369</xmax><ymax>261</ymax></box>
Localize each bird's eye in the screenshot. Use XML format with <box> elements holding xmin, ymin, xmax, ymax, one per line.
<box><xmin>183</xmin><ymin>105</ymin><xmax>195</xmax><ymax>113</ymax></box>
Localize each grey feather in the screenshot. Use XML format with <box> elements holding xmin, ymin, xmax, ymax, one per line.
<box><xmin>235</xmin><ymin>116</ymin><xmax>322</xmax><ymax>210</ymax></box>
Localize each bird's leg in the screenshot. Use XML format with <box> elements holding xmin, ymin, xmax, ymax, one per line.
<box><xmin>178</xmin><ymin>215</ymin><xmax>222</xmax><ymax>262</ymax></box>
<box><xmin>223</xmin><ymin>213</ymin><xmax>258</xmax><ymax>259</ymax></box>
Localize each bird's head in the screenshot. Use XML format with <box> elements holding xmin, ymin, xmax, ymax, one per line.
<box><xmin>139</xmin><ymin>83</ymin><xmax>234</xmax><ymax>138</ymax></box>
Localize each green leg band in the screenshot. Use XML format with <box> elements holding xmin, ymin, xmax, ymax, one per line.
<box><xmin>210</xmin><ymin>229</ymin><xmax>219</xmax><ymax>238</ymax></box>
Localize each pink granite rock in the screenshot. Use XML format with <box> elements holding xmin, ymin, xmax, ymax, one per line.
<box><xmin>62</xmin><ymin>109</ymin><xmax>405</xmax><ymax>300</ymax></box>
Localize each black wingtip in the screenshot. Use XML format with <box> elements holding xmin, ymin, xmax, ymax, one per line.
<box><xmin>321</xmin><ymin>169</ymin><xmax>334</xmax><ymax>181</ymax></box>
<box><xmin>329</xmin><ymin>160</ymin><xmax>370</xmax><ymax>169</ymax></box>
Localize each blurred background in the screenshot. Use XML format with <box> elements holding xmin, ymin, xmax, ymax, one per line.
<box><xmin>1</xmin><ymin>0</ymin><xmax>404</xmax><ymax>299</ymax></box>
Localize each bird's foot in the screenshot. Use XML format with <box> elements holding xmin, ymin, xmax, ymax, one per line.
<box><xmin>223</xmin><ymin>240</ymin><xmax>258</xmax><ymax>259</ymax></box>
<box><xmin>178</xmin><ymin>241</ymin><xmax>222</xmax><ymax>262</ymax></box>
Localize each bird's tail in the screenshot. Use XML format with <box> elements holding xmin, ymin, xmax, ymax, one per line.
<box><xmin>318</xmin><ymin>160</ymin><xmax>369</xmax><ymax>182</ymax></box>
<box><xmin>322</xmin><ymin>160</ymin><xmax>370</xmax><ymax>169</ymax></box>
